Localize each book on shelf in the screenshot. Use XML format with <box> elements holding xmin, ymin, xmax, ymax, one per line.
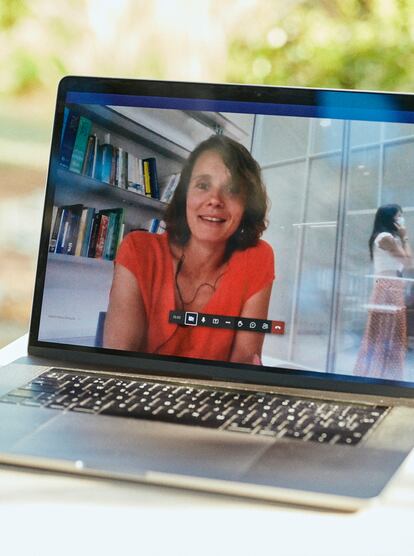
<box><xmin>87</xmin><ymin>212</ymin><xmax>103</xmax><ymax>258</ymax></box>
<box><xmin>127</xmin><ymin>182</ymin><xmax>145</xmax><ymax>195</ymax></box>
<box><xmin>142</xmin><ymin>159</ymin><xmax>151</xmax><ymax>197</ymax></box>
<box><xmin>160</xmin><ymin>173</ymin><xmax>180</xmax><ymax>203</ymax></box>
<box><xmin>157</xmin><ymin>220</ymin><xmax>166</xmax><ymax>234</ymax></box>
<box><xmin>102</xmin><ymin>211</ymin><xmax>117</xmax><ymax>260</ymax></box>
<box><xmin>49</xmin><ymin>206</ymin><xmax>62</xmax><ymax>252</ymax></box>
<box><xmin>54</xmin><ymin>206</ymin><xmax>70</xmax><ymax>253</ymax></box>
<box><xmin>75</xmin><ymin>207</ymin><xmax>92</xmax><ymax>256</ymax></box>
<box><xmin>116</xmin><ymin>148</ymin><xmax>128</xmax><ymax>189</ymax></box>
<box><xmin>95</xmin><ymin>214</ymin><xmax>110</xmax><ymax>258</ymax></box>
<box><xmin>80</xmin><ymin>208</ymin><xmax>96</xmax><ymax>257</ymax></box>
<box><xmin>103</xmin><ymin>208</ymin><xmax>125</xmax><ymax>260</ymax></box>
<box><xmin>69</xmin><ymin>116</ymin><xmax>93</xmax><ymax>174</ymax></box>
<box><xmin>114</xmin><ymin>148</ymin><xmax>120</xmax><ymax>186</ymax></box>
<box><xmin>81</xmin><ymin>134</ymin><xmax>97</xmax><ymax>178</ymax></box>
<box><xmin>60</xmin><ymin>107</ymin><xmax>70</xmax><ymax>147</ymax></box>
<box><xmin>65</xmin><ymin>204</ymin><xmax>84</xmax><ymax>255</ymax></box>
<box><xmin>147</xmin><ymin>218</ymin><xmax>166</xmax><ymax>234</ymax></box>
<box><xmin>99</xmin><ymin>134</ymin><xmax>114</xmax><ymax>184</ymax></box>
<box><xmin>126</xmin><ymin>155</ymin><xmax>144</xmax><ymax>195</ymax></box>
<box><xmin>148</xmin><ymin>218</ymin><xmax>159</xmax><ymax>234</ymax></box>
<box><xmin>142</xmin><ymin>157</ymin><xmax>160</xmax><ymax>199</ymax></box>
<box><xmin>54</xmin><ymin>204</ymin><xmax>83</xmax><ymax>255</ymax></box>
<box><xmin>127</xmin><ymin>154</ymin><xmax>136</xmax><ymax>188</ymax></box>
<box><xmin>60</xmin><ymin>110</ymin><xmax>80</xmax><ymax>168</ymax></box>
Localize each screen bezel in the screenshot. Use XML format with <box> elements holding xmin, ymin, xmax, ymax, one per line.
<box><xmin>28</xmin><ymin>75</ymin><xmax>414</xmax><ymax>398</ymax></box>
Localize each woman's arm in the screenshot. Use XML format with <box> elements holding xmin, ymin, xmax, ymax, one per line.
<box><xmin>379</xmin><ymin>231</ymin><xmax>412</xmax><ymax>266</ymax></box>
<box><xmin>103</xmin><ymin>264</ymin><xmax>147</xmax><ymax>351</ymax></box>
<box><xmin>229</xmin><ymin>284</ymin><xmax>273</xmax><ymax>365</ymax></box>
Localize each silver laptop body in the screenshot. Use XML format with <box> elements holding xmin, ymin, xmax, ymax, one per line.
<box><xmin>1</xmin><ymin>77</ymin><xmax>414</xmax><ymax>511</ymax></box>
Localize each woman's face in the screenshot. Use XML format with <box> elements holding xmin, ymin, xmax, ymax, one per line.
<box><xmin>186</xmin><ymin>149</ymin><xmax>245</xmax><ymax>246</ymax></box>
<box><xmin>394</xmin><ymin>210</ymin><xmax>404</xmax><ymax>226</ymax></box>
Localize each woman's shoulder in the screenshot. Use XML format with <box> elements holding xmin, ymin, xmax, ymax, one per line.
<box><xmin>117</xmin><ymin>231</ymin><xmax>169</xmax><ymax>265</ymax></box>
<box><xmin>375</xmin><ymin>231</ymin><xmax>396</xmax><ymax>246</ymax></box>
<box><xmin>231</xmin><ymin>239</ymin><xmax>274</xmax><ymax>273</ymax></box>
<box><xmin>229</xmin><ymin>240</ymin><xmax>275</xmax><ymax>298</ymax></box>
<box><xmin>244</xmin><ymin>239</ymin><xmax>274</xmax><ymax>261</ymax></box>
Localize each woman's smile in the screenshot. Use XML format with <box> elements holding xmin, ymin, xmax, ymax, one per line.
<box><xmin>198</xmin><ymin>214</ymin><xmax>227</xmax><ymax>224</ymax></box>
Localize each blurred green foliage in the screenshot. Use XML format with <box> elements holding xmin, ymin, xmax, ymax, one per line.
<box><xmin>1</xmin><ymin>0</ymin><xmax>414</xmax><ymax>96</ymax></box>
<box><xmin>228</xmin><ymin>0</ymin><xmax>414</xmax><ymax>92</ymax></box>
<box><xmin>0</xmin><ymin>0</ymin><xmax>27</xmax><ymax>30</ymax></box>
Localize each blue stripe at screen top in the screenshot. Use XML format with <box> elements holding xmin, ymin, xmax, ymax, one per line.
<box><xmin>65</xmin><ymin>91</ymin><xmax>414</xmax><ymax>124</ymax></box>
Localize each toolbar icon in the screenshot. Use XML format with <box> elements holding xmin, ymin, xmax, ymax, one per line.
<box><xmin>184</xmin><ymin>312</ymin><xmax>198</xmax><ymax>326</ymax></box>
<box><xmin>271</xmin><ymin>321</ymin><xmax>285</xmax><ymax>335</ymax></box>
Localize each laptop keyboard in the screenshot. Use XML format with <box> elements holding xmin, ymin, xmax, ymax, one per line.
<box><xmin>0</xmin><ymin>368</ymin><xmax>390</xmax><ymax>446</ymax></box>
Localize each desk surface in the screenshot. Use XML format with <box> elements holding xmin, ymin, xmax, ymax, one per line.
<box><xmin>1</xmin><ymin>336</ymin><xmax>413</xmax><ymax>556</ymax></box>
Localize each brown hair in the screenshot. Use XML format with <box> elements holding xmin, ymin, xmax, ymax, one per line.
<box><xmin>164</xmin><ymin>135</ymin><xmax>268</xmax><ymax>259</ymax></box>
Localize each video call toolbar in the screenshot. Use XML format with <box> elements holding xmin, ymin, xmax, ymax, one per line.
<box><xmin>169</xmin><ymin>311</ymin><xmax>285</xmax><ymax>335</ymax></box>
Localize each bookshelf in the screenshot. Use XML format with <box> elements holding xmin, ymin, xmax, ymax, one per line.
<box><xmin>55</xmin><ymin>167</ymin><xmax>168</xmax><ymax>214</ymax></box>
<box><xmin>47</xmin><ymin>252</ymin><xmax>114</xmax><ymax>268</ymax></box>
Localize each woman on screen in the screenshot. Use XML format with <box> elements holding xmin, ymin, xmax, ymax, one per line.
<box><xmin>103</xmin><ymin>135</ymin><xmax>275</xmax><ymax>364</ymax></box>
<box><xmin>354</xmin><ymin>204</ymin><xmax>412</xmax><ymax>379</ymax></box>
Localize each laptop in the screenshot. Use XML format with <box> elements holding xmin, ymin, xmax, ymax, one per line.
<box><xmin>1</xmin><ymin>76</ymin><xmax>414</xmax><ymax>511</ymax></box>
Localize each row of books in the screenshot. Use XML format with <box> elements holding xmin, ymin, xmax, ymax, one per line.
<box><xmin>49</xmin><ymin>204</ymin><xmax>125</xmax><ymax>260</ymax></box>
<box><xmin>59</xmin><ymin>108</ymin><xmax>161</xmax><ymax>198</ymax></box>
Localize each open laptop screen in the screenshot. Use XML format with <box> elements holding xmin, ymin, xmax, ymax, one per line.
<box><xmin>35</xmin><ymin>81</ymin><xmax>414</xmax><ymax>386</ymax></box>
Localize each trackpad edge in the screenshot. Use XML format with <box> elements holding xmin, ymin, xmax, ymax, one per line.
<box><xmin>9</xmin><ymin>412</ymin><xmax>273</xmax><ymax>482</ymax></box>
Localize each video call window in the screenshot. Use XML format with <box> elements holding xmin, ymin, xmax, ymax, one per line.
<box><xmin>39</xmin><ymin>94</ymin><xmax>414</xmax><ymax>384</ymax></box>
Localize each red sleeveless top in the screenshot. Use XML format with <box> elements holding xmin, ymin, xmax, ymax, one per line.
<box><xmin>116</xmin><ymin>231</ymin><xmax>275</xmax><ymax>362</ymax></box>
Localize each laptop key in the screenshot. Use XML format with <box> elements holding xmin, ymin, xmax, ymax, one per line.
<box><xmin>7</xmin><ymin>389</ymin><xmax>38</xmax><ymax>399</ymax></box>
<box><xmin>227</xmin><ymin>424</ymin><xmax>258</xmax><ymax>434</ymax></box>
<box><xmin>20</xmin><ymin>399</ymin><xmax>43</xmax><ymax>407</ymax></box>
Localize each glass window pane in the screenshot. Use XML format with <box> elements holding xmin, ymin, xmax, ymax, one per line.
<box><xmin>305</xmin><ymin>155</ymin><xmax>342</xmax><ymax>222</ymax></box>
<box><xmin>350</xmin><ymin>121</ymin><xmax>381</xmax><ymax>147</ymax></box>
<box><xmin>383</xmin><ymin>141</ymin><xmax>414</xmax><ymax>207</ymax></box>
<box><xmin>383</xmin><ymin>121</ymin><xmax>414</xmax><ymax>140</ymax></box>
<box><xmin>261</xmin><ymin>162</ymin><xmax>306</xmax><ymax>367</ymax></box>
<box><xmin>253</xmin><ymin>115</ymin><xmax>310</xmax><ymax>166</ymax></box>
<box><xmin>294</xmin><ymin>226</ymin><xmax>336</xmax><ymax>370</ymax></box>
<box><xmin>334</xmin><ymin>213</ymin><xmax>373</xmax><ymax>375</ymax></box>
<box><xmin>311</xmin><ymin>119</ymin><xmax>344</xmax><ymax>154</ymax></box>
<box><xmin>347</xmin><ymin>146</ymin><xmax>380</xmax><ymax>211</ymax></box>
<box><xmin>293</xmin><ymin>155</ymin><xmax>342</xmax><ymax>370</ymax></box>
